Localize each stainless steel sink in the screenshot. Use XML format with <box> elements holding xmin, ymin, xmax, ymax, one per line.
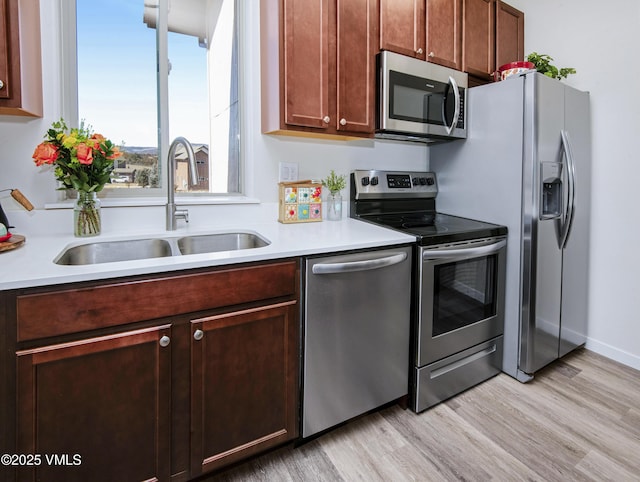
<box><xmin>177</xmin><ymin>232</ymin><xmax>270</xmax><ymax>255</ymax></box>
<box><xmin>54</xmin><ymin>238</ymin><xmax>173</xmax><ymax>265</ymax></box>
<box><xmin>54</xmin><ymin>232</ymin><xmax>270</xmax><ymax>265</ymax></box>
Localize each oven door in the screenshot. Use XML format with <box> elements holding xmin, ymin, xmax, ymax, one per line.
<box><xmin>417</xmin><ymin>237</ymin><xmax>506</xmax><ymax>366</ymax></box>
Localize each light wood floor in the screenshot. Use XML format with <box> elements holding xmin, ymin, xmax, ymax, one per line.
<box><xmin>210</xmin><ymin>349</ymin><xmax>640</xmax><ymax>481</ymax></box>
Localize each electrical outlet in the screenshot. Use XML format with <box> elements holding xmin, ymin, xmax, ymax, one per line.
<box><xmin>279</xmin><ymin>162</ymin><xmax>299</xmax><ymax>182</ymax></box>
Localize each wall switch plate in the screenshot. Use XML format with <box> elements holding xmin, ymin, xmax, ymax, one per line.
<box><xmin>279</xmin><ymin>162</ymin><xmax>299</xmax><ymax>182</ymax></box>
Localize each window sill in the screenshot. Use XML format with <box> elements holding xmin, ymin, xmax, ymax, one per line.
<box><xmin>45</xmin><ymin>195</ymin><xmax>261</xmax><ymax>210</ymax></box>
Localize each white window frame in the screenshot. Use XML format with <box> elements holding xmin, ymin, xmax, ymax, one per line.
<box><xmin>59</xmin><ymin>0</ymin><xmax>251</xmax><ymax>205</ymax></box>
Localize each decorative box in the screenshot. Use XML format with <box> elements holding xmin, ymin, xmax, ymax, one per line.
<box><xmin>278</xmin><ymin>181</ymin><xmax>322</xmax><ymax>223</ymax></box>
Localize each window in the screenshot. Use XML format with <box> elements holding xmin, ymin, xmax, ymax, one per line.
<box><xmin>73</xmin><ymin>0</ymin><xmax>241</xmax><ymax>196</ymax></box>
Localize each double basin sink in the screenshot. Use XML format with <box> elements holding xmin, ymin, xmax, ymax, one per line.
<box><xmin>54</xmin><ymin>232</ymin><xmax>270</xmax><ymax>265</ymax></box>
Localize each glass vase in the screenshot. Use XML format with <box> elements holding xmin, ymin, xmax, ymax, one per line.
<box><xmin>74</xmin><ymin>191</ymin><xmax>101</xmax><ymax>237</ymax></box>
<box><xmin>326</xmin><ymin>193</ymin><xmax>342</xmax><ymax>221</ymax></box>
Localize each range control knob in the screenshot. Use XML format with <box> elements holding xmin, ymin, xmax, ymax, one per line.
<box><xmin>412</xmin><ymin>177</ymin><xmax>419</xmax><ymax>186</ymax></box>
<box><xmin>370</xmin><ymin>176</ymin><xmax>379</xmax><ymax>186</ymax></box>
<box><xmin>426</xmin><ymin>177</ymin><xmax>435</xmax><ymax>186</ymax></box>
<box><xmin>361</xmin><ymin>176</ymin><xmax>370</xmax><ymax>186</ymax></box>
<box><xmin>419</xmin><ymin>177</ymin><xmax>427</xmax><ymax>185</ymax></box>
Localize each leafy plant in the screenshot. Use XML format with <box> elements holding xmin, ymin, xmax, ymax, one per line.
<box><xmin>527</xmin><ymin>52</ymin><xmax>576</xmax><ymax>80</ymax></box>
<box><xmin>321</xmin><ymin>170</ymin><xmax>347</xmax><ymax>196</ymax></box>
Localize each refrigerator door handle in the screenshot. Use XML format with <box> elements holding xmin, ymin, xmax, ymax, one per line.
<box><xmin>445</xmin><ymin>76</ymin><xmax>461</xmax><ymax>135</ymax></box>
<box><xmin>560</xmin><ymin>130</ymin><xmax>577</xmax><ymax>249</ymax></box>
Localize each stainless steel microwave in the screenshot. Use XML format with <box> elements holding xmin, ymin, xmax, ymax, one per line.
<box><xmin>376</xmin><ymin>51</ymin><xmax>468</xmax><ymax>143</ymax></box>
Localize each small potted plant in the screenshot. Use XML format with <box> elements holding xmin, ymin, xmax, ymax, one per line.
<box><xmin>322</xmin><ymin>169</ymin><xmax>347</xmax><ymax>221</ymax></box>
<box><xmin>527</xmin><ymin>52</ymin><xmax>576</xmax><ymax>81</ymax></box>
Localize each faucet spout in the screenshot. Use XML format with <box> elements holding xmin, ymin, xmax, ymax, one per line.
<box><xmin>166</xmin><ymin>137</ymin><xmax>198</xmax><ymax>230</ymax></box>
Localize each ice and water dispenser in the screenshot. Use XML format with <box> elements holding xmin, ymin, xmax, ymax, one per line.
<box><xmin>540</xmin><ymin>162</ymin><xmax>563</xmax><ymax>219</ymax></box>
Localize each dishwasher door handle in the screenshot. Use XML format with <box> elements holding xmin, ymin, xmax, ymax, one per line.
<box><xmin>311</xmin><ymin>252</ymin><xmax>407</xmax><ymax>275</ymax></box>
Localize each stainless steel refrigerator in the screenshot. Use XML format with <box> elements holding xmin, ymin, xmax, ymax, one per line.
<box><xmin>430</xmin><ymin>72</ymin><xmax>591</xmax><ymax>382</ymax></box>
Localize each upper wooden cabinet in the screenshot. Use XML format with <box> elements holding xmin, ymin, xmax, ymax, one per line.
<box><xmin>0</xmin><ymin>0</ymin><xmax>42</xmax><ymax>117</ymax></box>
<box><xmin>462</xmin><ymin>0</ymin><xmax>495</xmax><ymax>80</ymax></box>
<box><xmin>425</xmin><ymin>0</ymin><xmax>463</xmax><ymax>70</ymax></box>
<box><xmin>379</xmin><ymin>0</ymin><xmax>425</xmax><ymax>59</ymax></box>
<box><xmin>261</xmin><ymin>0</ymin><xmax>378</xmax><ymax>139</ymax></box>
<box><xmin>335</xmin><ymin>0</ymin><xmax>378</xmax><ymax>135</ymax></box>
<box><xmin>495</xmin><ymin>0</ymin><xmax>525</xmax><ymax>70</ymax></box>
<box><xmin>380</xmin><ymin>0</ymin><xmax>523</xmax><ymax>82</ymax></box>
<box><xmin>463</xmin><ymin>0</ymin><xmax>525</xmax><ymax>83</ymax></box>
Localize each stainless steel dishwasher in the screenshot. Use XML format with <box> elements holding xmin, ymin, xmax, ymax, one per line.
<box><xmin>302</xmin><ymin>245</ymin><xmax>412</xmax><ymax>438</ymax></box>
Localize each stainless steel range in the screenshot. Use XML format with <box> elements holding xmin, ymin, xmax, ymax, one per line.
<box><xmin>350</xmin><ymin>170</ymin><xmax>508</xmax><ymax>412</ymax></box>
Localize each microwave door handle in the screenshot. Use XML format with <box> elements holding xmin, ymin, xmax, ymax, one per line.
<box><xmin>445</xmin><ymin>76</ymin><xmax>460</xmax><ymax>135</ymax></box>
<box><xmin>422</xmin><ymin>239</ymin><xmax>506</xmax><ymax>261</ymax></box>
<box><xmin>559</xmin><ymin>130</ymin><xmax>577</xmax><ymax>249</ymax></box>
<box><xmin>312</xmin><ymin>252</ymin><xmax>407</xmax><ymax>275</ymax></box>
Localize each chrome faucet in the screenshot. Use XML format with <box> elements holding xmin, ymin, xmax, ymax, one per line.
<box><xmin>166</xmin><ymin>137</ymin><xmax>198</xmax><ymax>230</ymax></box>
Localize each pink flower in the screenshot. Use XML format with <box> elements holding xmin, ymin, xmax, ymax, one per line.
<box><xmin>76</xmin><ymin>143</ymin><xmax>94</xmax><ymax>165</ymax></box>
<box><xmin>32</xmin><ymin>143</ymin><xmax>59</xmax><ymax>166</ymax></box>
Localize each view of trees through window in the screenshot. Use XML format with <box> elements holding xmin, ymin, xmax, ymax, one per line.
<box><xmin>76</xmin><ymin>0</ymin><xmax>240</xmax><ymax>194</ymax></box>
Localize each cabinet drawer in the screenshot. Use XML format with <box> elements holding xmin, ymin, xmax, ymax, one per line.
<box><xmin>16</xmin><ymin>261</ymin><xmax>298</xmax><ymax>341</ymax></box>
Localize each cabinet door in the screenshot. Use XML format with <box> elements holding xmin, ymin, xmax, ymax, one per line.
<box><xmin>0</xmin><ymin>0</ymin><xmax>42</xmax><ymax>116</ymax></box>
<box><xmin>16</xmin><ymin>325</ymin><xmax>172</xmax><ymax>482</ymax></box>
<box><xmin>0</xmin><ymin>0</ymin><xmax>10</xmax><ymax>100</ymax></box>
<box><xmin>336</xmin><ymin>0</ymin><xmax>377</xmax><ymax>134</ymax></box>
<box><xmin>282</xmin><ymin>0</ymin><xmax>330</xmax><ymax>129</ymax></box>
<box><xmin>462</xmin><ymin>0</ymin><xmax>495</xmax><ymax>80</ymax></box>
<box><xmin>495</xmin><ymin>1</ymin><xmax>524</xmax><ymax>68</ymax></box>
<box><xmin>190</xmin><ymin>301</ymin><xmax>299</xmax><ymax>476</ymax></box>
<box><xmin>425</xmin><ymin>0</ymin><xmax>462</xmax><ymax>70</ymax></box>
<box><xmin>379</xmin><ymin>0</ymin><xmax>426</xmax><ymax>59</ymax></box>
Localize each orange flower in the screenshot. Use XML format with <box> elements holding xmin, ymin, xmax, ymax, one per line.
<box><xmin>107</xmin><ymin>146</ymin><xmax>123</xmax><ymax>160</ymax></box>
<box><xmin>76</xmin><ymin>143</ymin><xmax>94</xmax><ymax>165</ymax></box>
<box><xmin>32</xmin><ymin>142</ymin><xmax>59</xmax><ymax>166</ymax></box>
<box><xmin>90</xmin><ymin>133</ymin><xmax>105</xmax><ymax>150</ymax></box>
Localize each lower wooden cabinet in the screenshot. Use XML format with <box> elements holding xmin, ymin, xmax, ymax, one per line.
<box><xmin>15</xmin><ymin>325</ymin><xmax>172</xmax><ymax>482</ymax></box>
<box><xmin>5</xmin><ymin>260</ymin><xmax>300</xmax><ymax>481</ymax></box>
<box><xmin>190</xmin><ymin>301</ymin><xmax>299</xmax><ymax>475</ymax></box>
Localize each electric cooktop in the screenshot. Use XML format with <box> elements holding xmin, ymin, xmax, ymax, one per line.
<box><xmin>349</xmin><ymin>170</ymin><xmax>507</xmax><ymax>246</ymax></box>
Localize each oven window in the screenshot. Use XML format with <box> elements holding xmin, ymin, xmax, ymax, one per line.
<box><xmin>432</xmin><ymin>255</ymin><xmax>497</xmax><ymax>336</ymax></box>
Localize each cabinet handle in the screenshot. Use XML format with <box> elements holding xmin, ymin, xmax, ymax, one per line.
<box><xmin>159</xmin><ymin>335</ymin><xmax>171</xmax><ymax>347</ymax></box>
<box><xmin>339</xmin><ymin>118</ymin><xmax>347</xmax><ymax>126</ymax></box>
<box><xmin>0</xmin><ymin>80</ymin><xmax>4</xmax><ymax>90</ymax></box>
<box><xmin>428</xmin><ymin>52</ymin><xmax>435</xmax><ymax>58</ymax></box>
<box><xmin>416</xmin><ymin>48</ymin><xmax>424</xmax><ymax>55</ymax></box>
<box><xmin>193</xmin><ymin>329</ymin><xmax>204</xmax><ymax>341</ymax></box>
<box><xmin>323</xmin><ymin>116</ymin><xmax>330</xmax><ymax>124</ymax></box>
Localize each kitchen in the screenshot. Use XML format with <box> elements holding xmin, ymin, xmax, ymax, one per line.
<box><xmin>1</xmin><ymin>0</ymin><xmax>639</xmax><ymax>481</ymax></box>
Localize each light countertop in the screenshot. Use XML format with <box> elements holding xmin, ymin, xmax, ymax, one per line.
<box><xmin>0</xmin><ymin>212</ymin><xmax>415</xmax><ymax>291</ymax></box>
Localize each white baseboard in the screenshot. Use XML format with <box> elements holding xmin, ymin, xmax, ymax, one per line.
<box><xmin>585</xmin><ymin>338</ymin><xmax>640</xmax><ymax>371</ymax></box>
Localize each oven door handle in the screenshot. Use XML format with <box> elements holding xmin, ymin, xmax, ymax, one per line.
<box><xmin>422</xmin><ymin>239</ymin><xmax>506</xmax><ymax>261</ymax></box>
<box><xmin>312</xmin><ymin>252</ymin><xmax>407</xmax><ymax>275</ymax></box>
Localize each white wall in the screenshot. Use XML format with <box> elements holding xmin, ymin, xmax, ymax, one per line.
<box><xmin>507</xmin><ymin>0</ymin><xmax>640</xmax><ymax>369</ymax></box>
